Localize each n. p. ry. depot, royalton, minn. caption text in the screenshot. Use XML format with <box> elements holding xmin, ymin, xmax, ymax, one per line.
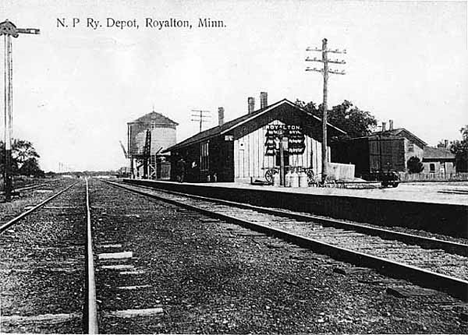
<box><xmin>56</xmin><ymin>17</ymin><xmax>226</xmax><ymax>30</ymax></box>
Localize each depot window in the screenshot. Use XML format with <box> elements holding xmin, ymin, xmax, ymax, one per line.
<box><xmin>200</xmin><ymin>141</ymin><xmax>209</xmax><ymax>171</ymax></box>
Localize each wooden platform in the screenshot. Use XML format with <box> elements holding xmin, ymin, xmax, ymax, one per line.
<box><xmin>123</xmin><ymin>179</ymin><xmax>468</xmax><ymax>239</ymax></box>
<box><xmin>220</xmin><ymin>181</ymin><xmax>468</xmax><ymax>206</ymax></box>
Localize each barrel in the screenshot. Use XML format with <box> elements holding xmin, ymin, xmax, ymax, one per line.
<box><xmin>299</xmin><ymin>171</ymin><xmax>308</xmax><ymax>187</ymax></box>
<box><xmin>285</xmin><ymin>171</ymin><xmax>292</xmax><ymax>187</ymax></box>
<box><xmin>290</xmin><ymin>171</ymin><xmax>299</xmax><ymax>187</ymax></box>
<box><xmin>273</xmin><ymin>172</ymin><xmax>281</xmax><ymax>186</ymax></box>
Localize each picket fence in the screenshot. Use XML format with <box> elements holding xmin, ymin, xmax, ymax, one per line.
<box><xmin>398</xmin><ymin>172</ymin><xmax>468</xmax><ymax>182</ymax></box>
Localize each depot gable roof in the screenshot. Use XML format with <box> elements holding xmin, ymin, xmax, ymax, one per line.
<box><xmin>164</xmin><ymin>99</ymin><xmax>346</xmax><ymax>153</ymax></box>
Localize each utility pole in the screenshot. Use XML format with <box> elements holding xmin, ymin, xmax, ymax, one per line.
<box><xmin>1</xmin><ymin>20</ymin><xmax>39</xmax><ymax>202</ymax></box>
<box><xmin>277</xmin><ymin>127</ymin><xmax>285</xmax><ymax>186</ymax></box>
<box><xmin>191</xmin><ymin>109</ymin><xmax>211</xmax><ymax>133</ymax></box>
<box><xmin>306</xmin><ymin>38</ymin><xmax>346</xmax><ymax>183</ymax></box>
<box><xmin>378</xmin><ymin>125</ymin><xmax>383</xmax><ymax>173</ymax></box>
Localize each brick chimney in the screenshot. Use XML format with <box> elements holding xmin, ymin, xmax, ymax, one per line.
<box><xmin>218</xmin><ymin>107</ymin><xmax>224</xmax><ymax>127</ymax></box>
<box><xmin>247</xmin><ymin>97</ymin><xmax>255</xmax><ymax>114</ymax></box>
<box><xmin>260</xmin><ymin>92</ymin><xmax>268</xmax><ymax>109</ymax></box>
<box><xmin>389</xmin><ymin>120</ymin><xmax>394</xmax><ymax>131</ymax></box>
<box><xmin>382</xmin><ymin>122</ymin><xmax>387</xmax><ymax>132</ymax></box>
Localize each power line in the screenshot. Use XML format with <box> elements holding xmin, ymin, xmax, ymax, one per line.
<box><xmin>191</xmin><ymin>109</ymin><xmax>211</xmax><ymax>133</ymax></box>
<box><xmin>58</xmin><ymin>162</ymin><xmax>74</xmax><ymax>173</ymax></box>
<box><xmin>305</xmin><ymin>38</ymin><xmax>346</xmax><ymax>183</ymax></box>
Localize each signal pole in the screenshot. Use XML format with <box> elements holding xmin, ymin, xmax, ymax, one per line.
<box><xmin>306</xmin><ymin>38</ymin><xmax>346</xmax><ymax>183</ymax></box>
<box><xmin>1</xmin><ymin>20</ymin><xmax>39</xmax><ymax>201</ymax></box>
<box><xmin>191</xmin><ymin>109</ymin><xmax>211</xmax><ymax>133</ymax></box>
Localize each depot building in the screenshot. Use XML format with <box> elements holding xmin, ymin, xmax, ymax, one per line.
<box><xmin>164</xmin><ymin>93</ymin><xmax>345</xmax><ymax>183</ymax></box>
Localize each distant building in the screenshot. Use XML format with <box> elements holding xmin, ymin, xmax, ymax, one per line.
<box><xmin>164</xmin><ymin>96</ymin><xmax>346</xmax><ymax>183</ymax></box>
<box><xmin>127</xmin><ymin>111</ymin><xmax>178</xmax><ymax>179</ymax></box>
<box><xmin>331</xmin><ymin>121</ymin><xmax>427</xmax><ymax>176</ymax></box>
<box><xmin>422</xmin><ymin>146</ymin><xmax>456</xmax><ymax>174</ymax></box>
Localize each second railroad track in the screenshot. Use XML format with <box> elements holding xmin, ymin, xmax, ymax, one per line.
<box><xmin>107</xmin><ymin>180</ymin><xmax>468</xmax><ymax>302</ymax></box>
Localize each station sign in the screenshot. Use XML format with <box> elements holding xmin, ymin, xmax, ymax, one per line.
<box><xmin>265</xmin><ymin>124</ymin><xmax>305</xmax><ymax>155</ymax></box>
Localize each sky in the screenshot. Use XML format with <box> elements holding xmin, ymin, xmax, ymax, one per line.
<box><xmin>0</xmin><ymin>0</ymin><xmax>466</xmax><ymax>172</ymax></box>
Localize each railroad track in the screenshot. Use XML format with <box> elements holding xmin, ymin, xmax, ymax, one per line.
<box><xmin>1</xmin><ymin>179</ymin><xmax>163</xmax><ymax>333</ymax></box>
<box><xmin>2</xmin><ymin>178</ymin><xmax>466</xmax><ymax>333</ymax></box>
<box><xmin>108</xmin><ymin>180</ymin><xmax>468</xmax><ymax>302</ymax></box>
<box><xmin>0</xmin><ymin>179</ymin><xmax>94</xmax><ymax>333</ymax></box>
<box><xmin>0</xmin><ymin>182</ymin><xmax>78</xmax><ymax>233</ymax></box>
<box><xmin>0</xmin><ymin>180</ymin><xmax>57</xmax><ymax>196</ymax></box>
<box><xmin>14</xmin><ymin>182</ymin><xmax>54</xmax><ymax>192</ymax></box>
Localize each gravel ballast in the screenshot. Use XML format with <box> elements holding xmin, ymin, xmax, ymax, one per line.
<box><xmin>1</xmin><ymin>178</ymin><xmax>466</xmax><ymax>334</ymax></box>
<box><xmin>0</xmin><ymin>181</ymin><xmax>86</xmax><ymax>334</ymax></box>
<box><xmin>91</xmin><ymin>180</ymin><xmax>468</xmax><ymax>334</ymax></box>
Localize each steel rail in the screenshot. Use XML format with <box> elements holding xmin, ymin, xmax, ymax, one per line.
<box><xmin>106</xmin><ymin>181</ymin><xmax>468</xmax><ymax>302</ymax></box>
<box><xmin>13</xmin><ymin>182</ymin><xmax>53</xmax><ymax>192</ymax></box>
<box><xmin>0</xmin><ymin>182</ymin><xmax>51</xmax><ymax>195</ymax></box>
<box><xmin>85</xmin><ymin>178</ymin><xmax>99</xmax><ymax>334</ymax></box>
<box><xmin>0</xmin><ymin>182</ymin><xmax>78</xmax><ymax>234</ymax></box>
<box><xmin>115</xmin><ymin>181</ymin><xmax>468</xmax><ymax>256</ymax></box>
<box><xmin>198</xmin><ymin>193</ymin><xmax>467</xmax><ymax>255</ymax></box>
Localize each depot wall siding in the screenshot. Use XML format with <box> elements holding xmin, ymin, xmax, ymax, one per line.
<box><xmin>233</xmin><ymin>122</ymin><xmax>328</xmax><ymax>180</ymax></box>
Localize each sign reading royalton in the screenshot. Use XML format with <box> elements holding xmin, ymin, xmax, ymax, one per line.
<box><xmin>265</xmin><ymin>124</ymin><xmax>305</xmax><ymax>155</ymax></box>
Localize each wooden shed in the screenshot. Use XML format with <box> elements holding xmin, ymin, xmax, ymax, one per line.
<box><xmin>422</xmin><ymin>146</ymin><xmax>456</xmax><ymax>174</ymax></box>
<box><xmin>164</xmin><ymin>99</ymin><xmax>345</xmax><ymax>183</ymax></box>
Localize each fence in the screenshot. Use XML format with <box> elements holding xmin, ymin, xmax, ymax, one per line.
<box><xmin>398</xmin><ymin>172</ymin><xmax>468</xmax><ymax>182</ymax></box>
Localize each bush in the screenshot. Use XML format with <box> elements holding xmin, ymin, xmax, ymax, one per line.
<box><xmin>407</xmin><ymin>156</ymin><xmax>424</xmax><ymax>174</ymax></box>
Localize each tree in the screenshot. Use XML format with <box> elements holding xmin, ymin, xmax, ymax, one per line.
<box><xmin>18</xmin><ymin>158</ymin><xmax>45</xmax><ymax>177</ymax></box>
<box><xmin>294</xmin><ymin>99</ymin><xmax>318</xmax><ymax>113</ymax></box>
<box><xmin>450</xmin><ymin>125</ymin><xmax>468</xmax><ymax>172</ymax></box>
<box><xmin>407</xmin><ymin>156</ymin><xmax>424</xmax><ymax>174</ymax></box>
<box><xmin>437</xmin><ymin>139</ymin><xmax>450</xmax><ymax>148</ymax></box>
<box><xmin>0</xmin><ymin>139</ymin><xmax>44</xmax><ymax>177</ymax></box>
<box><xmin>295</xmin><ymin>99</ymin><xmax>378</xmax><ymax>139</ymax></box>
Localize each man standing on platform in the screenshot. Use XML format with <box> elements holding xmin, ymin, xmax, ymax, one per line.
<box><xmin>176</xmin><ymin>157</ymin><xmax>186</xmax><ymax>183</ymax></box>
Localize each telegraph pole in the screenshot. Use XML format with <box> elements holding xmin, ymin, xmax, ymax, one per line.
<box><xmin>191</xmin><ymin>109</ymin><xmax>211</xmax><ymax>133</ymax></box>
<box><xmin>1</xmin><ymin>20</ymin><xmax>39</xmax><ymax>201</ymax></box>
<box><xmin>306</xmin><ymin>38</ymin><xmax>346</xmax><ymax>183</ymax></box>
